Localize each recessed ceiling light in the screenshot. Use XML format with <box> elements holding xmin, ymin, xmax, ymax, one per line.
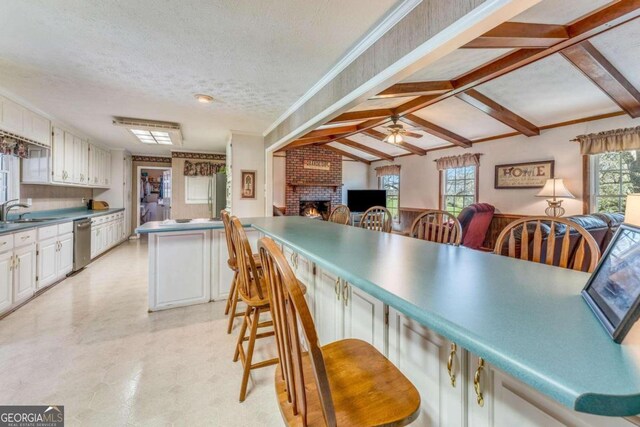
<box><xmin>194</xmin><ymin>94</ymin><xmax>214</xmax><ymax>104</ymax></box>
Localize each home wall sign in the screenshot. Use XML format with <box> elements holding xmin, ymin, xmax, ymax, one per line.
<box><xmin>494</xmin><ymin>160</ymin><xmax>554</xmax><ymax>189</ymax></box>
<box><xmin>303</xmin><ymin>160</ymin><xmax>330</xmax><ymax>171</ymax></box>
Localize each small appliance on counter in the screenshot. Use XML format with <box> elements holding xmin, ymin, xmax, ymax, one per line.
<box><xmin>87</xmin><ymin>200</ymin><xmax>109</xmax><ymax>210</ymax></box>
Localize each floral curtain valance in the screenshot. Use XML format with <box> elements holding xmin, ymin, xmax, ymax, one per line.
<box><xmin>0</xmin><ymin>136</ymin><xmax>28</xmax><ymax>159</ymax></box>
<box><xmin>435</xmin><ymin>153</ymin><xmax>480</xmax><ymax>170</ymax></box>
<box><xmin>576</xmin><ymin>126</ymin><xmax>640</xmax><ymax>155</ymax></box>
<box><xmin>183</xmin><ymin>160</ymin><xmax>225</xmax><ymax>177</ymax></box>
<box><xmin>375</xmin><ymin>164</ymin><xmax>401</xmax><ymax>177</ymax></box>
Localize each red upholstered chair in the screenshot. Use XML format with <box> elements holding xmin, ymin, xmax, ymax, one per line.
<box><xmin>457</xmin><ymin>203</ymin><xmax>495</xmax><ymax>250</ymax></box>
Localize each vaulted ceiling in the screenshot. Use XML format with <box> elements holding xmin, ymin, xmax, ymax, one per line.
<box><xmin>284</xmin><ymin>0</ymin><xmax>640</xmax><ymax>163</ymax></box>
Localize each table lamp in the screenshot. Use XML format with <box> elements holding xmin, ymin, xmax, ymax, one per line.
<box><xmin>536</xmin><ymin>178</ymin><xmax>574</xmax><ymax>217</ymax></box>
<box><xmin>625</xmin><ymin>194</ymin><xmax>640</xmax><ymax>226</ymax></box>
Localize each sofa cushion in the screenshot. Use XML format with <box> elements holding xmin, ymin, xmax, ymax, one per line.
<box><xmin>458</xmin><ymin>203</ymin><xmax>495</xmax><ymax>249</ymax></box>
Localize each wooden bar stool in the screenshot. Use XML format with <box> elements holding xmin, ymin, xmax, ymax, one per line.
<box><xmin>410</xmin><ymin>209</ymin><xmax>462</xmax><ymax>245</ymax></box>
<box><xmin>221</xmin><ymin>210</ymin><xmax>261</xmax><ymax>334</ymax></box>
<box><xmin>229</xmin><ymin>217</ymin><xmax>278</xmax><ymax>402</ymax></box>
<box><xmin>360</xmin><ymin>206</ymin><xmax>392</xmax><ymax>232</ymax></box>
<box><xmin>328</xmin><ymin>204</ymin><xmax>351</xmax><ymax>225</ymax></box>
<box><xmin>259</xmin><ymin>236</ymin><xmax>421</xmax><ymax>426</ymax></box>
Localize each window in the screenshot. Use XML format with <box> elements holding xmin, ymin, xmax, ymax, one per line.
<box><xmin>0</xmin><ymin>154</ymin><xmax>19</xmax><ymax>204</ymax></box>
<box><xmin>442</xmin><ymin>166</ymin><xmax>477</xmax><ymax>217</ymax></box>
<box><xmin>592</xmin><ymin>150</ymin><xmax>640</xmax><ymax>213</ymax></box>
<box><xmin>378</xmin><ymin>173</ymin><xmax>400</xmax><ymax>221</ymax></box>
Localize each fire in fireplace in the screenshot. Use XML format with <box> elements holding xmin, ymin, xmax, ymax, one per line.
<box><xmin>300</xmin><ymin>200</ymin><xmax>330</xmax><ymax>220</ymax></box>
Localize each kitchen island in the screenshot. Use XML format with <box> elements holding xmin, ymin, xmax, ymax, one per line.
<box><xmin>137</xmin><ymin>216</ymin><xmax>640</xmax><ymax>425</ymax></box>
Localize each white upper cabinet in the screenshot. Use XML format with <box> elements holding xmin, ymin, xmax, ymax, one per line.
<box><xmin>51</xmin><ymin>127</ymin><xmax>65</xmax><ymax>183</ymax></box>
<box><xmin>0</xmin><ymin>95</ymin><xmax>51</xmax><ymax>146</ymax></box>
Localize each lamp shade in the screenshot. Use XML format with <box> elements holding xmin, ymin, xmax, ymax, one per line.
<box><xmin>625</xmin><ymin>194</ymin><xmax>640</xmax><ymax>226</ymax></box>
<box><xmin>536</xmin><ymin>178</ymin><xmax>575</xmax><ymax>198</ymax></box>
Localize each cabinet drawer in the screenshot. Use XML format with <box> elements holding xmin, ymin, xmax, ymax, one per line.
<box><xmin>38</xmin><ymin>225</ymin><xmax>58</xmax><ymax>241</ymax></box>
<box><xmin>0</xmin><ymin>233</ymin><xmax>13</xmax><ymax>252</ymax></box>
<box><xmin>15</xmin><ymin>229</ymin><xmax>37</xmax><ymax>247</ymax></box>
<box><xmin>58</xmin><ymin>221</ymin><xmax>73</xmax><ymax>235</ymax></box>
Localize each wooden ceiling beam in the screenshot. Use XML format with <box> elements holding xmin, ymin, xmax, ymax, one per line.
<box><xmin>399</xmin><ymin>114</ymin><xmax>472</xmax><ymax>148</ymax></box>
<box><xmin>298</xmin><ymin>125</ymin><xmax>358</xmax><ymax>140</ymax></box>
<box><xmin>374</xmin><ymin>81</ymin><xmax>454</xmax><ymax>98</ymax></box>
<box><xmin>561</xmin><ymin>41</ymin><xmax>640</xmax><ymax>117</ymax></box>
<box><xmin>389</xmin><ymin>1</ymin><xmax>640</xmax><ymax>117</ymax></box>
<box><xmin>324</xmin><ymin>145</ymin><xmax>371</xmax><ymax>165</ymax></box>
<box><xmin>362</xmin><ymin>129</ymin><xmax>427</xmax><ymax>156</ymax></box>
<box><xmin>464</xmin><ymin>22</ymin><xmax>569</xmax><ymax>48</ymax></box>
<box><xmin>456</xmin><ymin>89</ymin><xmax>540</xmax><ymax>136</ymax></box>
<box><xmin>327</xmin><ymin>108</ymin><xmax>394</xmax><ymax>124</ymax></box>
<box><xmin>335</xmin><ymin>138</ymin><xmax>395</xmax><ymax>161</ymax></box>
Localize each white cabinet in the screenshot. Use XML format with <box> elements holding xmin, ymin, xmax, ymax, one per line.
<box><xmin>314</xmin><ymin>267</ymin><xmax>344</xmax><ymax>344</ymax></box>
<box><xmin>25</xmin><ymin>112</ymin><xmax>51</xmax><ymax>146</ymax></box>
<box><xmin>37</xmin><ymin>237</ymin><xmax>58</xmax><ymax>289</ymax></box>
<box><xmin>388</xmin><ymin>307</ymin><xmax>466</xmax><ymax>427</ymax></box>
<box><xmin>52</xmin><ymin>127</ymin><xmax>65</xmax><ymax>182</ymax></box>
<box><xmin>13</xmin><ymin>242</ymin><xmax>36</xmax><ymax>304</ymax></box>
<box><xmin>343</xmin><ymin>282</ymin><xmax>386</xmax><ymax>354</ymax></box>
<box><xmin>88</xmin><ymin>145</ymin><xmax>111</xmax><ymax>187</ymax></box>
<box><xmin>36</xmin><ymin>223</ymin><xmax>73</xmax><ymax>290</ymax></box>
<box><xmin>90</xmin><ymin>212</ymin><xmax>126</xmax><ymax>259</ymax></box>
<box><xmin>0</xmin><ymin>95</ymin><xmax>51</xmax><ymax>146</ymax></box>
<box><xmin>58</xmin><ymin>233</ymin><xmax>73</xmax><ymax>276</ymax></box>
<box><xmin>0</xmin><ymin>251</ymin><xmax>12</xmax><ymax>312</ymax></box>
<box><xmin>79</xmin><ymin>140</ymin><xmax>89</xmax><ymax>185</ymax></box>
<box><xmin>0</xmin><ymin>95</ymin><xmax>25</xmax><ymax>135</ymax></box>
<box><xmin>62</xmin><ymin>131</ymin><xmax>74</xmax><ymax>183</ymax></box>
<box><xmin>72</xmin><ymin>136</ymin><xmax>82</xmax><ymax>183</ymax></box>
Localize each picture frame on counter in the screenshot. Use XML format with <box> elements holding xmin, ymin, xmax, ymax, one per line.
<box><xmin>240</xmin><ymin>170</ymin><xmax>256</xmax><ymax>199</ymax></box>
<box><xmin>494</xmin><ymin>160</ymin><xmax>554</xmax><ymax>189</ymax></box>
<box><xmin>582</xmin><ymin>224</ymin><xmax>640</xmax><ymax>343</ymax></box>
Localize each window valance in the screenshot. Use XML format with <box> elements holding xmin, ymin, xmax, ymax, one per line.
<box><xmin>0</xmin><ymin>136</ymin><xmax>27</xmax><ymax>159</ymax></box>
<box><xmin>577</xmin><ymin>126</ymin><xmax>640</xmax><ymax>155</ymax></box>
<box><xmin>435</xmin><ymin>153</ymin><xmax>480</xmax><ymax>171</ymax></box>
<box><xmin>183</xmin><ymin>160</ymin><xmax>225</xmax><ymax>177</ymax></box>
<box><xmin>375</xmin><ymin>164</ymin><xmax>401</xmax><ymax>177</ymax></box>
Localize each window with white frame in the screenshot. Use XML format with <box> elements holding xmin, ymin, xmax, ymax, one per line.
<box><xmin>0</xmin><ymin>154</ymin><xmax>19</xmax><ymax>204</ymax></box>
<box><xmin>442</xmin><ymin>166</ymin><xmax>477</xmax><ymax>217</ymax></box>
<box><xmin>378</xmin><ymin>173</ymin><xmax>400</xmax><ymax>221</ymax></box>
<box><xmin>591</xmin><ymin>150</ymin><xmax>640</xmax><ymax>213</ymax></box>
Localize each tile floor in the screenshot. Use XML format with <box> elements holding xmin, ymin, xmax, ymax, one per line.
<box><xmin>0</xmin><ymin>239</ymin><xmax>283</xmax><ymax>426</ymax></box>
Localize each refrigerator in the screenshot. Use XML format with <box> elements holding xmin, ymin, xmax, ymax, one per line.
<box><xmin>208</xmin><ymin>173</ymin><xmax>227</xmax><ymax>219</ymax></box>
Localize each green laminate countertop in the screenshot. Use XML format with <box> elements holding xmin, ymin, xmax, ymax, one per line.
<box><xmin>136</xmin><ymin>218</ymin><xmax>225</xmax><ymax>233</ymax></box>
<box><xmin>0</xmin><ymin>207</ymin><xmax>124</xmax><ymax>235</ymax></box>
<box><xmin>241</xmin><ymin>216</ymin><xmax>640</xmax><ymax>417</ymax></box>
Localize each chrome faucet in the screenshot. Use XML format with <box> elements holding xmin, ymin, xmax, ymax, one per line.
<box><xmin>0</xmin><ymin>199</ymin><xmax>30</xmax><ymax>223</ymax></box>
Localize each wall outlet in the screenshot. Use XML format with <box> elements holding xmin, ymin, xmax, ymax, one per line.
<box><xmin>26</xmin><ymin>198</ymin><xmax>32</xmax><ymax>207</ymax></box>
<box><xmin>82</xmin><ymin>198</ymin><xmax>86</xmax><ymax>205</ymax></box>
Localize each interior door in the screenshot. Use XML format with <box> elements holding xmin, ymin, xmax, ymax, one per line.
<box><xmin>37</xmin><ymin>237</ymin><xmax>58</xmax><ymax>289</ymax></box>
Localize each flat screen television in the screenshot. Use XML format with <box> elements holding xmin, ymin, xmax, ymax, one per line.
<box><xmin>347</xmin><ymin>190</ymin><xmax>386</xmax><ymax>212</ymax></box>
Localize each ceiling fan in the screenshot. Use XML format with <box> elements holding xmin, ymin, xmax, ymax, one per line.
<box><xmin>383</xmin><ymin>115</ymin><xmax>421</xmax><ymax>144</ymax></box>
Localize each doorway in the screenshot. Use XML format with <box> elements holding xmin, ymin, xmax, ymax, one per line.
<box><xmin>137</xmin><ymin>166</ymin><xmax>172</xmax><ymax>229</ymax></box>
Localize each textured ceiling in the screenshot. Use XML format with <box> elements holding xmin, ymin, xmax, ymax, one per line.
<box><xmin>0</xmin><ymin>0</ymin><xmax>399</xmax><ymax>154</ymax></box>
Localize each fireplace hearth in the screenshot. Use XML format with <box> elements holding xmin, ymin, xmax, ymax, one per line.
<box><xmin>300</xmin><ymin>200</ymin><xmax>330</xmax><ymax>220</ymax></box>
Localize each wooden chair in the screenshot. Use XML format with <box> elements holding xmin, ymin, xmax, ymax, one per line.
<box><xmin>360</xmin><ymin>206</ymin><xmax>392</xmax><ymax>233</ymax></box>
<box><xmin>410</xmin><ymin>209</ymin><xmax>462</xmax><ymax>245</ymax></box>
<box><xmin>221</xmin><ymin>210</ymin><xmax>261</xmax><ymax>334</ymax></box>
<box><xmin>258</xmin><ymin>236</ymin><xmax>421</xmax><ymax>427</ymax></box>
<box><xmin>230</xmin><ymin>217</ymin><xmax>279</xmax><ymax>401</ymax></box>
<box><xmin>494</xmin><ymin>216</ymin><xmax>600</xmax><ymax>273</ymax></box>
<box><xmin>328</xmin><ymin>204</ymin><xmax>351</xmax><ymax>225</ymax></box>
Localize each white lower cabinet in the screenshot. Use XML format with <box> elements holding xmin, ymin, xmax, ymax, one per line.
<box><xmin>314</xmin><ymin>267</ymin><xmax>344</xmax><ymax>344</ymax></box>
<box><xmin>343</xmin><ymin>282</ymin><xmax>386</xmax><ymax>354</ymax></box>
<box><xmin>14</xmin><ymin>243</ymin><xmax>36</xmax><ymax>303</ymax></box>
<box><xmin>37</xmin><ymin>237</ymin><xmax>58</xmax><ymax>288</ymax></box>
<box><xmin>90</xmin><ymin>212</ymin><xmax>126</xmax><ymax>259</ymax></box>
<box><xmin>0</xmin><ymin>251</ymin><xmax>13</xmax><ymax>312</ymax></box>
<box><xmin>37</xmin><ymin>223</ymin><xmax>74</xmax><ymax>289</ymax></box>
<box><xmin>388</xmin><ymin>307</ymin><xmax>465</xmax><ymax>427</ymax></box>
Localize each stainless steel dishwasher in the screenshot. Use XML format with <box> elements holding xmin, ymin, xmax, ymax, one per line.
<box><xmin>73</xmin><ymin>218</ymin><xmax>92</xmax><ymax>272</ymax></box>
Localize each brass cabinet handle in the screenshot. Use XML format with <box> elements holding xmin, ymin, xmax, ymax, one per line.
<box><xmin>342</xmin><ymin>282</ymin><xmax>349</xmax><ymax>305</ymax></box>
<box><xmin>447</xmin><ymin>343</ymin><xmax>457</xmax><ymax>387</ymax></box>
<box><xmin>294</xmin><ymin>253</ymin><xmax>299</xmax><ymax>269</ymax></box>
<box><xmin>474</xmin><ymin>357</ymin><xmax>485</xmax><ymax>407</ymax></box>
<box><xmin>334</xmin><ymin>277</ymin><xmax>340</xmax><ymax>300</ymax></box>
<box><xmin>290</xmin><ymin>252</ymin><xmax>295</xmax><ymax>267</ymax></box>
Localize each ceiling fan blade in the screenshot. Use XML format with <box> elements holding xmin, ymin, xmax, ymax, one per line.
<box><xmin>405</xmin><ymin>131</ymin><xmax>423</xmax><ymax>138</ymax></box>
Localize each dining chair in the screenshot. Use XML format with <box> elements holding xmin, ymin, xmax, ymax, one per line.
<box><xmin>229</xmin><ymin>217</ymin><xmax>278</xmax><ymax>401</ymax></box>
<box><xmin>410</xmin><ymin>209</ymin><xmax>462</xmax><ymax>245</ymax></box>
<box><xmin>360</xmin><ymin>206</ymin><xmax>392</xmax><ymax>233</ymax></box>
<box><xmin>328</xmin><ymin>204</ymin><xmax>351</xmax><ymax>225</ymax></box>
<box><xmin>494</xmin><ymin>216</ymin><xmax>600</xmax><ymax>273</ymax></box>
<box><xmin>259</xmin><ymin>236</ymin><xmax>421</xmax><ymax>426</ymax></box>
<box><xmin>220</xmin><ymin>210</ymin><xmax>261</xmax><ymax>334</ymax></box>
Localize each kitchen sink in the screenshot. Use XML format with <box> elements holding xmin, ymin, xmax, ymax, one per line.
<box><xmin>8</xmin><ymin>217</ymin><xmax>61</xmax><ymax>223</ymax></box>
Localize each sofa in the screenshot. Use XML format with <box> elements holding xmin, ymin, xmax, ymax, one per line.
<box><xmin>457</xmin><ymin>203</ymin><xmax>496</xmax><ymax>249</ymax></box>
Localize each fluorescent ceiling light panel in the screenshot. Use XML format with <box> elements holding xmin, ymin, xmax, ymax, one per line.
<box><xmin>112</xmin><ymin>117</ymin><xmax>183</xmax><ymax>146</ymax></box>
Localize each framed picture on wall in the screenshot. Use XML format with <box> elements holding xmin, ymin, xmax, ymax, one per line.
<box><xmin>582</xmin><ymin>224</ymin><xmax>640</xmax><ymax>343</ymax></box>
<box><xmin>494</xmin><ymin>160</ymin><xmax>554</xmax><ymax>189</ymax></box>
<box><xmin>240</xmin><ymin>170</ymin><xmax>256</xmax><ymax>199</ymax></box>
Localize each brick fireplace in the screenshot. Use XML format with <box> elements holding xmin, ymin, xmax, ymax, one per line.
<box><xmin>285</xmin><ymin>145</ymin><xmax>342</xmax><ymax>219</ymax></box>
